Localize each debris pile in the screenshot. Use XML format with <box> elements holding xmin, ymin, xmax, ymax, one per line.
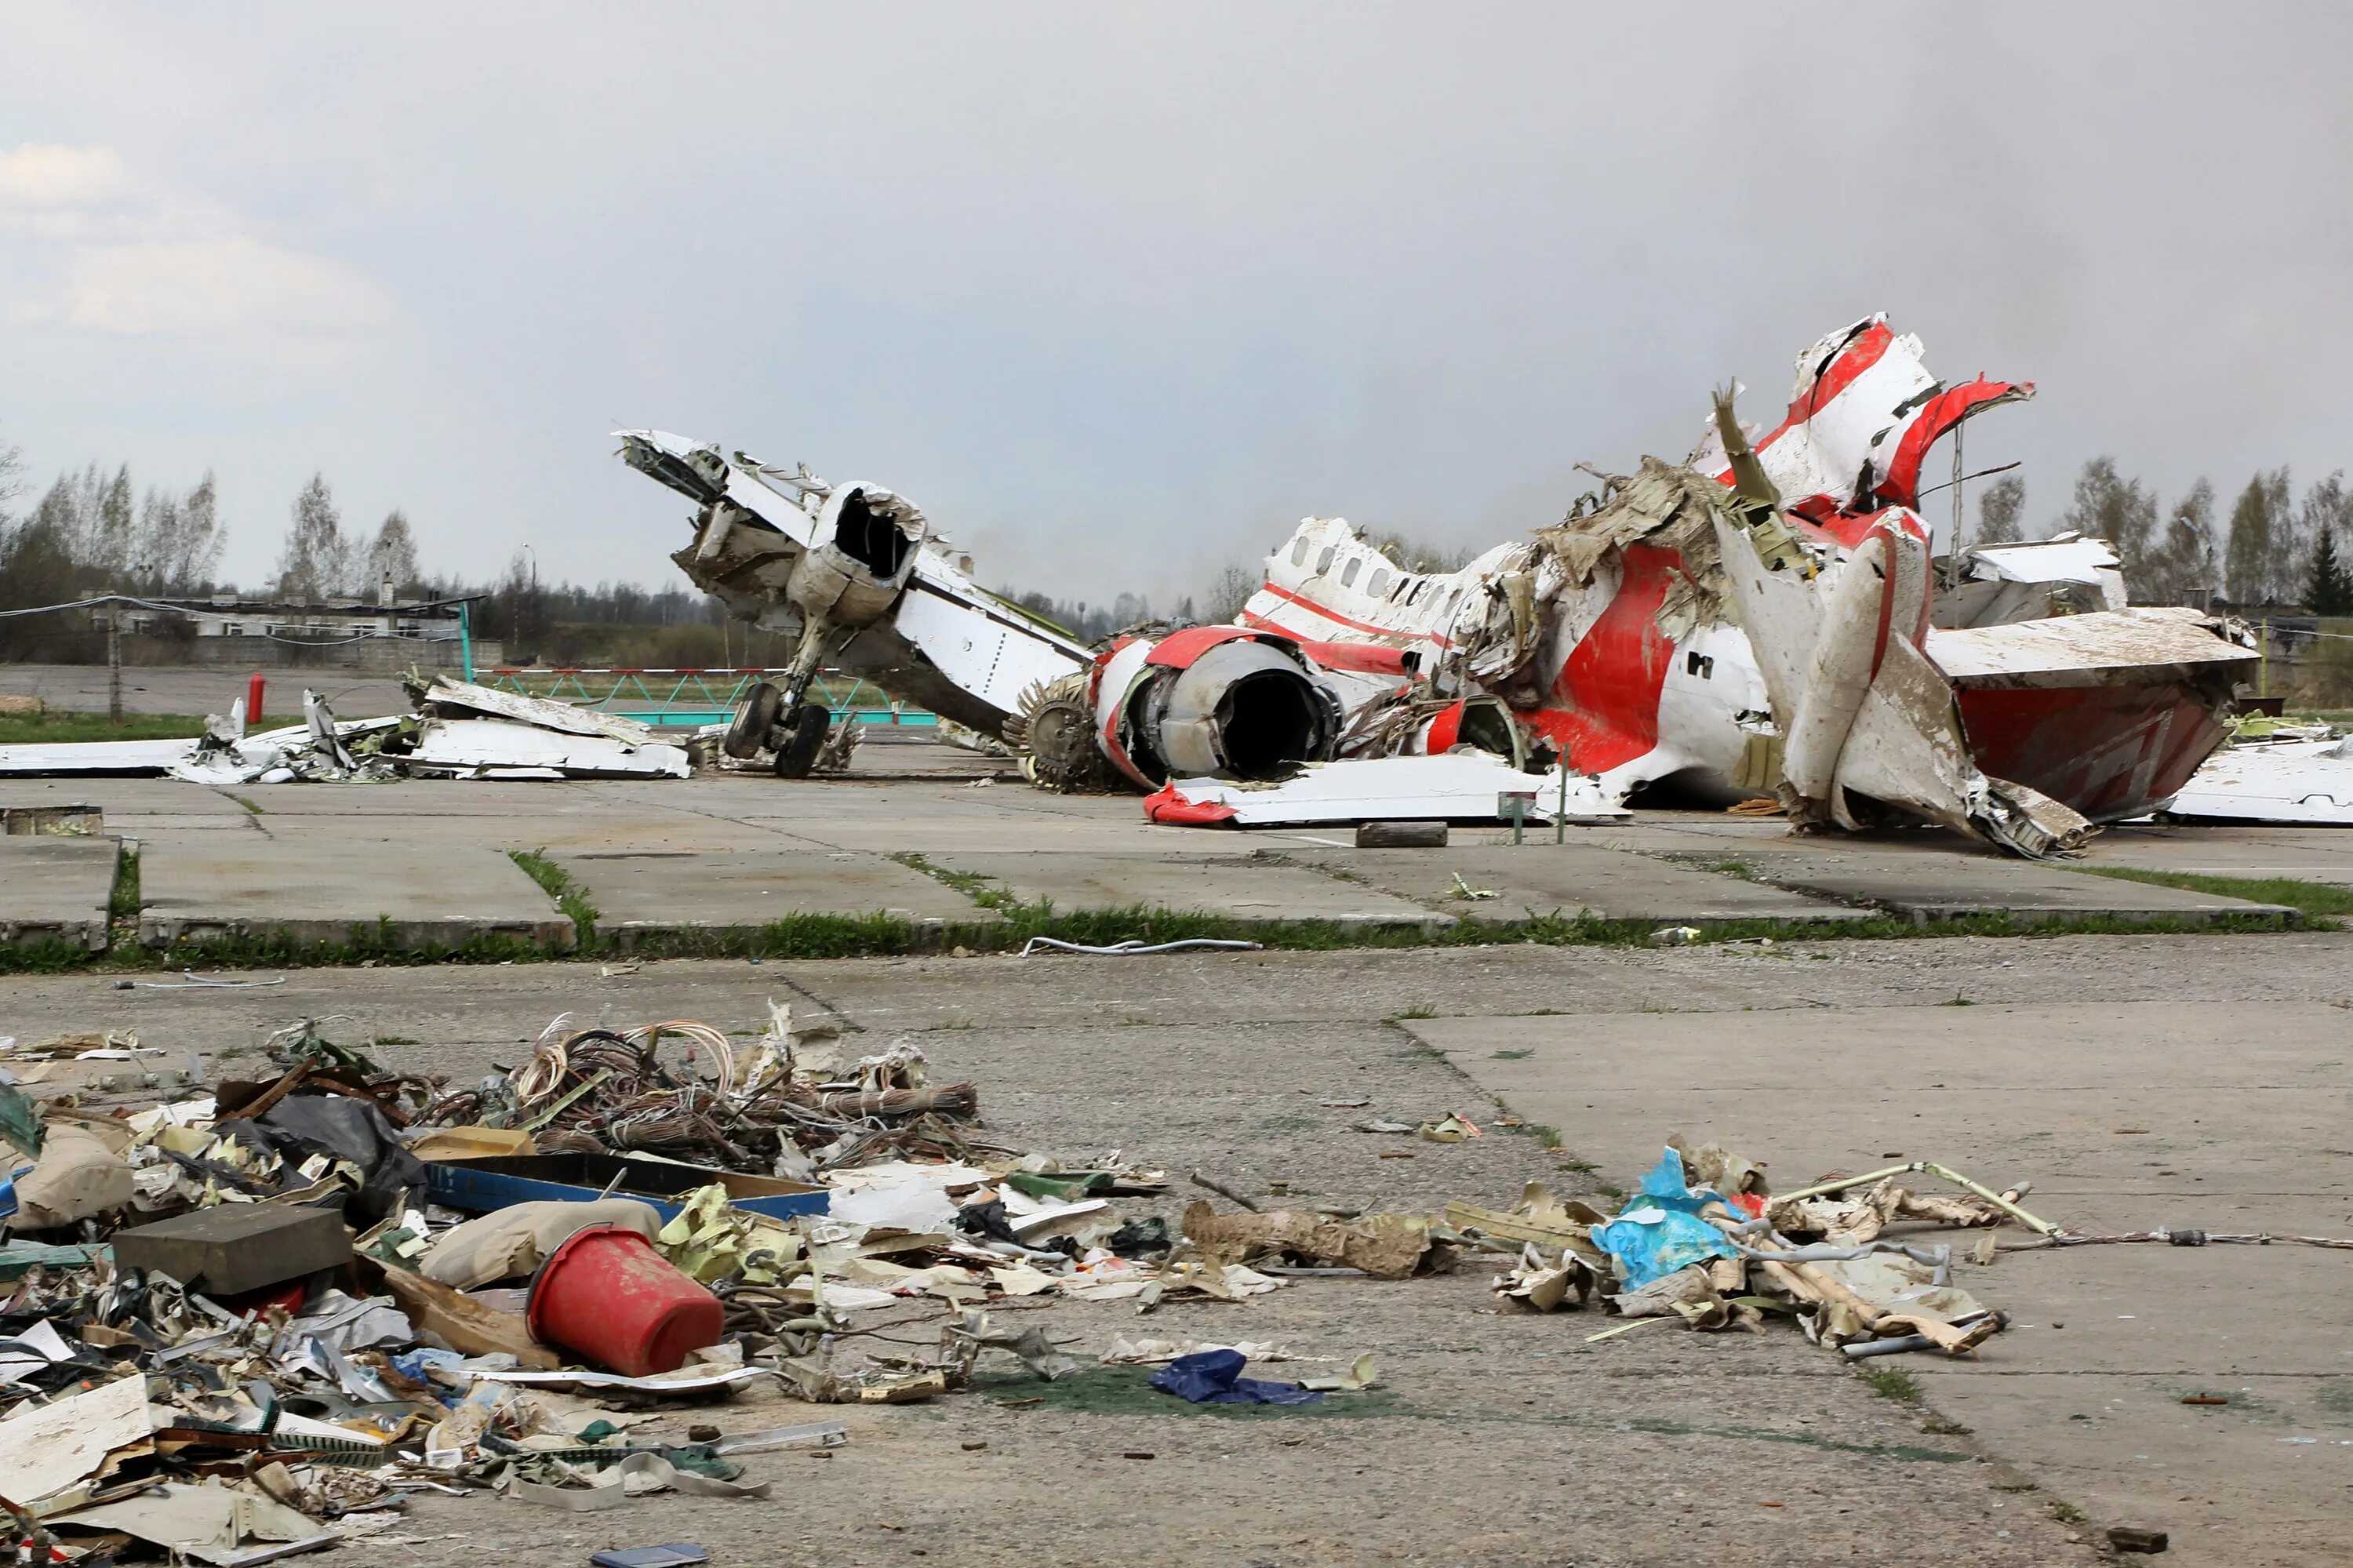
<box><xmin>0</xmin><ymin>1007</ymin><xmax>1401</xmax><ymax>1557</ymax></box>
<box><xmin>1451</xmin><ymin>1138</ymin><xmax>2034</xmax><ymax>1356</ymax></box>
<box><xmin>0</xmin><ymin>675</ymin><xmax>693</xmax><ymax>784</ymax></box>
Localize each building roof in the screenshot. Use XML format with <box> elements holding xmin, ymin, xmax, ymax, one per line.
<box><xmin>155</xmin><ymin>596</ymin><xmax>482</xmax><ymax>617</ymax></box>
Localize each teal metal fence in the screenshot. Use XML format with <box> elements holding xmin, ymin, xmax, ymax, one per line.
<box><xmin>475</xmin><ymin>668</ymin><xmax>937</xmax><ymax>729</ymax></box>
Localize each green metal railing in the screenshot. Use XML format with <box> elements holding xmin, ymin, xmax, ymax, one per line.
<box><xmin>473</xmin><ymin>668</ymin><xmax>936</xmax><ymax>729</ymax></box>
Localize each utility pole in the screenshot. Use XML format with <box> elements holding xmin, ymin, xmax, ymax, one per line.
<box><xmin>107</xmin><ymin>596</ymin><xmax>123</xmax><ymax>723</ymax></box>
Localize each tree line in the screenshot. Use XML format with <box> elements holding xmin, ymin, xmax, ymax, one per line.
<box><xmin>1974</xmin><ymin>461</ymin><xmax>2353</xmax><ymax>613</ymax></box>
<box><xmin>5</xmin><ymin>424</ymin><xmax>2345</xmax><ymax>666</ymax></box>
<box><xmin>0</xmin><ymin>433</ymin><xmax>726</xmax><ymax>657</ymax></box>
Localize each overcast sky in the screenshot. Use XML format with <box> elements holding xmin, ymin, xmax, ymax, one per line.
<box><xmin>3</xmin><ymin>4</ymin><xmax>2348</xmax><ymax>607</ymax></box>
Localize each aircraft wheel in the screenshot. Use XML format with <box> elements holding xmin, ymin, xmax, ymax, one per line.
<box><xmin>725</xmin><ymin>682</ymin><xmax>783</xmax><ymax>759</ymax></box>
<box><xmin>773</xmin><ymin>704</ymin><xmax>831</xmax><ymax>777</ymax></box>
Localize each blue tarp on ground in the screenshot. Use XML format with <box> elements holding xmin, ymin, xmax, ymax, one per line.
<box><xmin>1590</xmin><ymin>1146</ymin><xmax>1740</xmax><ymax>1290</ymax></box>
<box><xmin>1149</xmin><ymin>1348</ymin><xmax>1324</xmax><ymax>1406</ymax></box>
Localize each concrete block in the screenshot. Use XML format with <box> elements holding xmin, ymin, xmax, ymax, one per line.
<box><xmin>555</xmin><ymin>848</ymin><xmax>1002</xmax><ymax>939</ymax></box>
<box><xmin>137</xmin><ymin>839</ymin><xmax>573</xmax><ymax>951</ymax></box>
<box><xmin>111</xmin><ymin>1202</ymin><xmax>352</xmax><ymax>1295</ymax></box>
<box><xmin>1723</xmin><ymin>849</ymin><xmax>2297</xmax><ymax>925</ymax></box>
<box><xmin>0</xmin><ymin>836</ymin><xmax>117</xmax><ymax>951</ymax></box>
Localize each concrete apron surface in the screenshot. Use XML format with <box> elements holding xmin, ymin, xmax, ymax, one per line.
<box><xmin>1409</xmin><ymin>1001</ymin><xmax>2353</xmax><ymax>1566</ymax></box>
<box><xmin>1</xmin><ymin>770</ymin><xmax>2339</xmax><ymax>956</ymax></box>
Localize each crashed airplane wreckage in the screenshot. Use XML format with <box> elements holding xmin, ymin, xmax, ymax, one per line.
<box><xmin>0</xmin><ymin>676</ymin><xmax>693</xmax><ymax>784</ymax></box>
<box><xmin>620</xmin><ymin>314</ymin><xmax>2258</xmax><ymax>851</ymax></box>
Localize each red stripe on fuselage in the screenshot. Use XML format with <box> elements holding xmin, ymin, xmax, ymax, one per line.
<box><xmin>1242</xmin><ymin>582</ymin><xmax>1455</xmax><ymax>649</ymax></box>
<box><xmin>1710</xmin><ymin>320</ymin><xmax>1897</xmax><ymax>486</ymax></box>
<box><xmin>1524</xmin><ymin>544</ymin><xmax>1679</xmax><ymax>774</ymax></box>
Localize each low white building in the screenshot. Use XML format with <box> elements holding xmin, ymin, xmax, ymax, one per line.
<box><xmin>128</xmin><ymin>584</ymin><xmax>475</xmax><ymax>642</ymax></box>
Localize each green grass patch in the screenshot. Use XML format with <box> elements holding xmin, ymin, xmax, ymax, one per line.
<box><xmin>108</xmin><ymin>843</ymin><xmax>141</xmax><ymax>922</ymax></box>
<box><xmin>0</xmin><ymin>937</ymin><xmax>104</xmax><ymax>974</ymax></box>
<box><xmin>607</xmin><ymin>912</ymin><xmax>923</xmax><ymax>962</ymax></box>
<box><xmin>0</xmin><ymin>709</ymin><xmax>211</xmax><ymax>744</ymax></box>
<box><xmin>509</xmin><ymin>849</ymin><xmax>598</xmax><ymax>944</ymax></box>
<box><xmin>2076</xmin><ymin>864</ymin><xmax>2353</xmax><ymax>922</ymax></box>
<box><xmin>1860</xmin><ymin>1366</ymin><xmax>1922</xmax><ymax>1402</ymax></box>
<box><xmin>889</xmin><ymin>851</ymin><xmax>1013</xmax><ymax>910</ymax></box>
<box><xmin>225</xmin><ymin>792</ymin><xmax>264</xmax><ymax>816</ymax></box>
<box><xmin>1499</xmin><ymin>1120</ymin><xmax>1563</xmax><ymax>1149</ymax></box>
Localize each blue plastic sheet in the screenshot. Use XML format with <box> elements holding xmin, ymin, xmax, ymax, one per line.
<box><xmin>1590</xmin><ymin>1147</ymin><xmax>1740</xmax><ymax>1290</ymax></box>
<box><xmin>391</xmin><ymin>1346</ymin><xmax>470</xmax><ymax>1404</ymax></box>
<box><xmin>1148</xmin><ymin>1348</ymin><xmax>1325</xmax><ymax>1406</ymax></box>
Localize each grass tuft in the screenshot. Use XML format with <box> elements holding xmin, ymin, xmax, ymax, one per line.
<box><xmin>108</xmin><ymin>843</ymin><xmax>141</xmax><ymax>922</ymax></box>
<box><xmin>509</xmin><ymin>848</ymin><xmax>598</xmax><ymax>944</ymax></box>
<box><xmin>1860</xmin><ymin>1367</ymin><xmax>1922</xmax><ymax>1402</ymax></box>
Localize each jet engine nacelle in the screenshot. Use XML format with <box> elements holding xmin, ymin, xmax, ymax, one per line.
<box><xmin>787</xmin><ymin>482</ymin><xmax>926</xmax><ymax>628</ymax></box>
<box><xmin>1092</xmin><ymin>628</ymin><xmax>1344</xmax><ymax>789</ymax></box>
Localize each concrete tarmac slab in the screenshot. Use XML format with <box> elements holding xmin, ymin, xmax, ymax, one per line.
<box><xmin>1409</xmin><ymin>1001</ymin><xmax>2353</xmax><ymax>1567</ymax></box>
<box><xmin>1283</xmin><ymin>841</ymin><xmax>1868</xmax><ymax>926</ymax></box>
<box><xmin>555</xmin><ymin>848</ymin><xmax>999</xmax><ymax>938</ymax></box>
<box><xmin>0</xmin><ymin>836</ymin><xmax>118</xmax><ymax>950</ymax></box>
<box><xmin>137</xmin><ymin>839</ymin><xmax>572</xmax><ymax>950</ymax></box>
<box><xmin>0</xmin><ymin>777</ymin><xmax>256</xmax><ymax>835</ymax></box>
<box><xmin>924</xmin><ymin>849</ymin><xmax>1448</xmax><ymax>926</ymax></box>
<box><xmin>1686</xmin><ymin>847</ymin><xmax>2298</xmax><ymax>924</ymax></box>
<box><xmin>2087</xmin><ymin>822</ymin><xmax>2353</xmax><ymax>888</ymax></box>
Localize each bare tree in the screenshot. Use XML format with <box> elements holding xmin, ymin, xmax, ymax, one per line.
<box><xmin>173</xmin><ymin>473</ymin><xmax>225</xmax><ymax>593</ymax></box>
<box><xmin>1973</xmin><ymin>473</ymin><xmax>2025</xmax><ymax>545</ymax></box>
<box><xmin>275</xmin><ymin>472</ymin><xmax>352</xmax><ymax>602</ymax></box>
<box><xmin>2060</xmin><ymin>457</ymin><xmax>2159</xmax><ymax>598</ymax></box>
<box><xmin>133</xmin><ymin>486</ymin><xmax>182</xmax><ymax>594</ymax></box>
<box><xmin>132</xmin><ymin>473</ymin><xmax>226</xmax><ymax>595</ymax></box>
<box><xmin>2148</xmin><ymin>478</ymin><xmax>2217</xmax><ymax>604</ymax></box>
<box><xmin>362</xmin><ymin>509</ymin><xmax>422</xmax><ymax>598</ymax></box>
<box><xmin>91</xmin><ymin>464</ymin><xmax>134</xmax><ymax>580</ymax></box>
<box><xmin>0</xmin><ymin>427</ymin><xmax>21</xmax><ymax>523</ymax></box>
<box><xmin>2224</xmin><ymin>467</ymin><xmax>2292</xmax><ymax>606</ymax></box>
<box><xmin>1205</xmin><ymin>561</ymin><xmax>1260</xmax><ymax>624</ymax></box>
<box><xmin>1366</xmin><ymin>530</ymin><xmax>1478</xmax><ymax>573</ymax></box>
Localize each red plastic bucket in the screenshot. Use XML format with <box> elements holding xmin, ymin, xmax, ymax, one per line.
<box><xmin>526</xmin><ymin>1223</ymin><xmax>725</xmax><ymax>1377</ymax></box>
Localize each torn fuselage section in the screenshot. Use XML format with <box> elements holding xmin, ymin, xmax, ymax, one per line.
<box><xmin>1715</xmin><ymin>500</ymin><xmax>2097</xmax><ymax>855</ymax></box>
<box><xmin>619</xmin><ymin>428</ymin><xmax>1094</xmax><ymax>773</ymax></box>
<box><xmin>1227</xmin><ymin>314</ymin><xmax>2253</xmax><ymax>850</ymax></box>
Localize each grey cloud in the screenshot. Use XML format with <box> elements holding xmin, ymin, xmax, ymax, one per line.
<box><xmin>1</xmin><ymin>2</ymin><xmax>2347</xmax><ymax>601</ymax></box>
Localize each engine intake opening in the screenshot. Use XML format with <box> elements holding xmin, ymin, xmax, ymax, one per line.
<box><xmin>835</xmin><ymin>489</ymin><xmax>915</xmax><ymax>577</ymax></box>
<box><xmin>1217</xmin><ymin>669</ymin><xmax>1325</xmax><ymax>778</ymax></box>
